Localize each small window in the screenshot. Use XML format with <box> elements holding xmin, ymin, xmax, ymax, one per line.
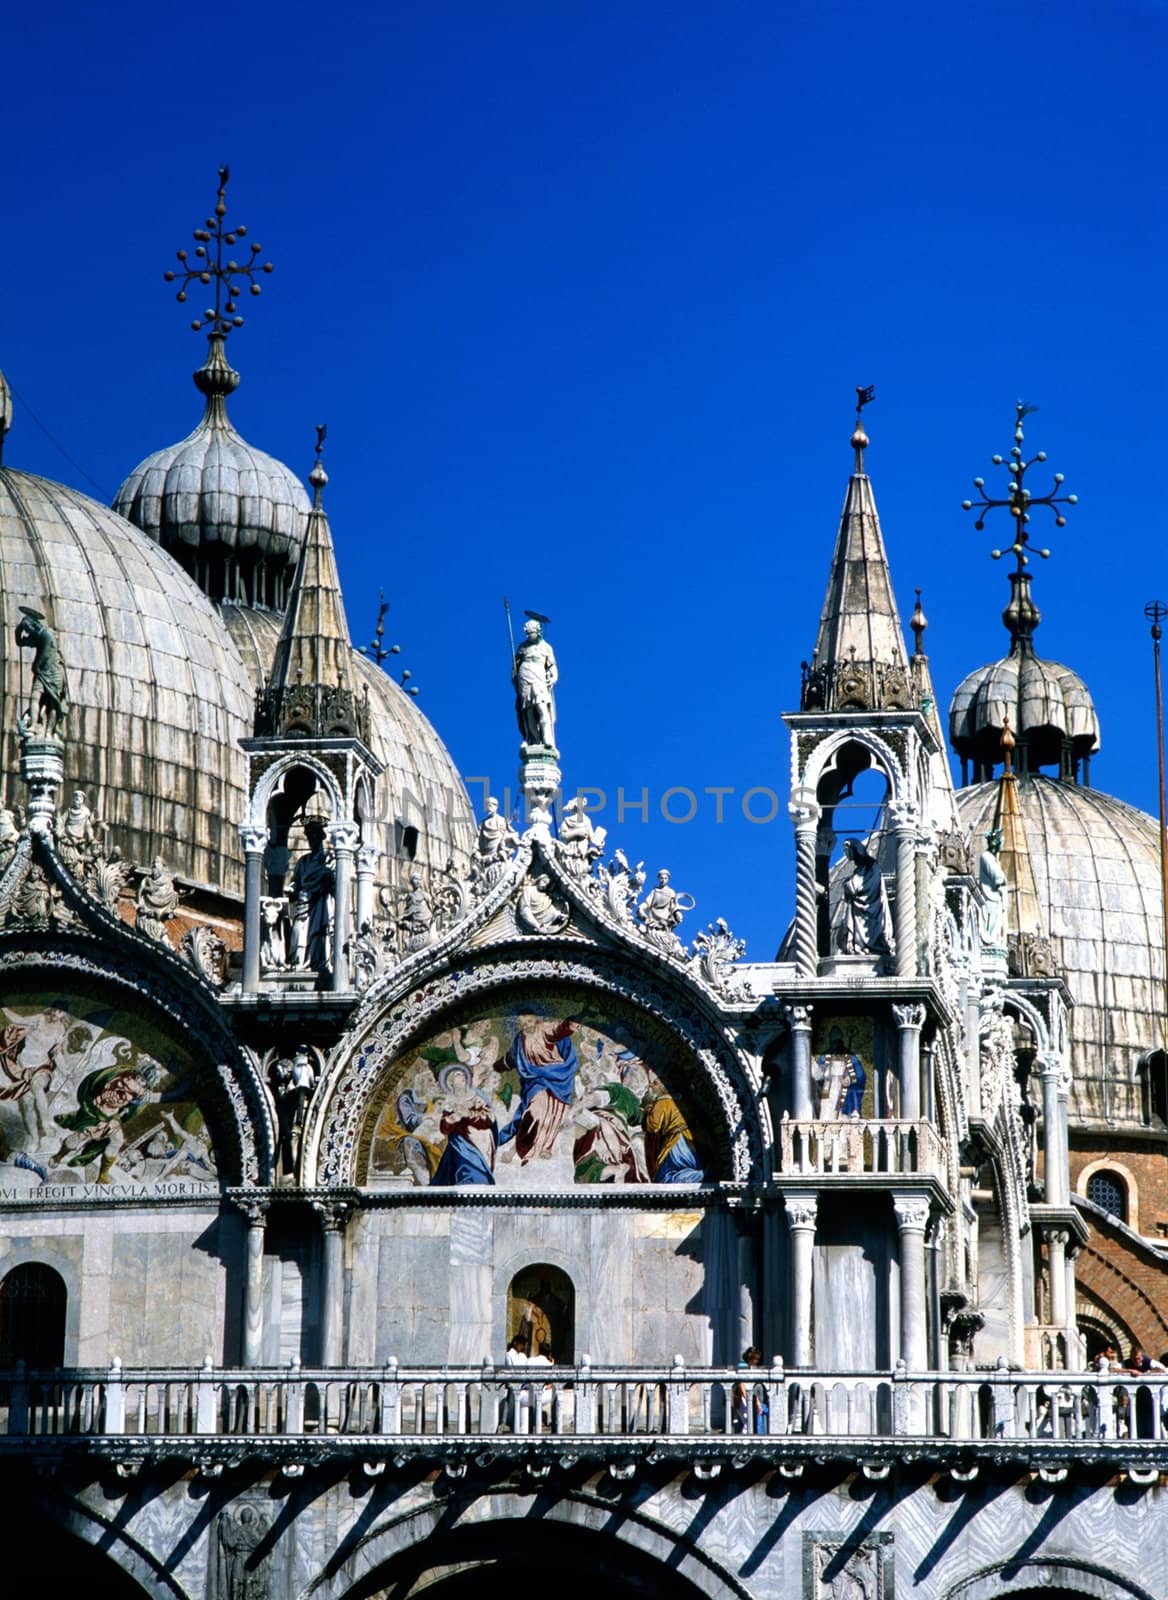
<box><xmin>0</xmin><ymin>1263</ymin><xmax>66</xmax><ymax>1367</ymax></box>
<box><xmin>395</xmin><ymin>823</ymin><xmax>419</xmax><ymax>861</ymax></box>
<box><xmin>1087</xmin><ymin>1171</ymin><xmax>1126</xmax><ymax>1221</ymax></box>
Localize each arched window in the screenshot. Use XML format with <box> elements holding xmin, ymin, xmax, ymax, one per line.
<box><xmin>0</xmin><ymin>1263</ymin><xmax>66</xmax><ymax>1367</ymax></box>
<box><xmin>507</xmin><ymin>1265</ymin><xmax>575</xmax><ymax>1364</ymax></box>
<box><xmin>1087</xmin><ymin>1170</ymin><xmax>1127</xmax><ymax>1221</ymax></box>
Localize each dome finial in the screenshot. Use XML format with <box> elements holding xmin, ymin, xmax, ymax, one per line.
<box><xmin>851</xmin><ymin>384</ymin><xmax>875</xmax><ymax>472</ymax></box>
<box><xmin>310</xmin><ymin>423</ymin><xmax>328</xmax><ymax>505</ymax></box>
<box><xmin>910</xmin><ymin>587</ymin><xmax>927</xmax><ymax>657</ymax></box>
<box><xmin>163</xmin><ymin>166</ymin><xmax>274</xmax><ymax>383</ymax></box>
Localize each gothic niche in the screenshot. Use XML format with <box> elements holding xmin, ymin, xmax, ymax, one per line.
<box><xmin>815</xmin><ymin>744</ymin><xmax>896</xmax><ymax>970</ymax></box>
<box><xmin>360</xmin><ymin>1000</ymin><xmax>709</xmax><ymax>1190</ymax></box>
<box><xmin>255</xmin><ymin>766</ymin><xmax>345</xmax><ymax>987</ymax></box>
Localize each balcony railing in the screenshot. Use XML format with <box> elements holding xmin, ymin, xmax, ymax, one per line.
<box><xmin>777</xmin><ymin>1116</ymin><xmax>948</xmax><ymax>1178</ymax></box>
<box><xmin>1</xmin><ymin>1359</ymin><xmax>1165</xmax><ymax>1469</ymax></box>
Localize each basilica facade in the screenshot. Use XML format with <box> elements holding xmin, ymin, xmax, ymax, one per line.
<box><xmin>0</xmin><ymin>182</ymin><xmax>1166</xmax><ymax>1600</ymax></box>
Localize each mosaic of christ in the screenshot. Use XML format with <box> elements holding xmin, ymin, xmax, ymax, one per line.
<box><xmin>366</xmin><ymin>1004</ymin><xmax>705</xmax><ymax>1189</ymax></box>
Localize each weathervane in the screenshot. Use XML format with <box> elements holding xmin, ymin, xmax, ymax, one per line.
<box><xmin>163</xmin><ymin>166</ymin><xmax>273</xmax><ymax>340</ymax></box>
<box><xmin>961</xmin><ymin>401</ymin><xmax>1078</xmax><ymax>570</ymax></box>
<box><xmin>851</xmin><ymin>384</ymin><xmax>875</xmax><ymax>471</ymax></box>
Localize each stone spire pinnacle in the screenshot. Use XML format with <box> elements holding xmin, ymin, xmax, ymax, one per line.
<box><xmin>254</xmin><ymin>431</ymin><xmax>366</xmax><ymax>741</ymax></box>
<box><xmin>800</xmin><ymin>394</ymin><xmax>913</xmax><ymax>713</ymax></box>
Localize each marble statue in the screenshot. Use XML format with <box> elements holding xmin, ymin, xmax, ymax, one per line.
<box><xmin>473</xmin><ymin>797</ymin><xmax>519</xmax><ymax>891</ymax></box>
<box><xmin>57</xmin><ymin>789</ymin><xmax>103</xmax><ymax>882</ymax></box>
<box><xmin>136</xmin><ymin>856</ymin><xmax>182</xmax><ymax>942</ymax></box>
<box><xmin>978</xmin><ymin>827</ymin><xmax>1008</xmax><ymax>948</ymax></box>
<box><xmin>260</xmin><ymin>896</ymin><xmax>289</xmax><ymax>969</ymax></box>
<box><xmin>835</xmin><ymin>839</ymin><xmax>894</xmax><ymax>959</ymax></box>
<box><xmin>517</xmin><ymin>872</ymin><xmax>570</xmax><ymax>934</ymax></box>
<box><xmin>0</xmin><ymin>808</ymin><xmax>21</xmax><ymax>876</ymax></box>
<box><xmin>637</xmin><ymin>868</ymin><xmax>694</xmax><ymax>953</ymax></box>
<box><xmin>14</xmin><ymin>606</ymin><xmax>68</xmax><ymax>738</ymax></box>
<box><xmin>557</xmin><ymin>796</ymin><xmax>606</xmax><ymax>878</ymax></box>
<box><xmin>289</xmin><ymin>821</ymin><xmax>334</xmax><ymax>972</ymax></box>
<box><xmin>513</xmin><ymin>617</ymin><xmax>557</xmax><ymax>749</ymax></box>
<box><xmin>399</xmin><ymin>870</ymin><xmax>434</xmax><ymax>954</ymax></box>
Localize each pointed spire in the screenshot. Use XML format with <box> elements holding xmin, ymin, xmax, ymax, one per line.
<box><xmin>255</xmin><ymin>429</ymin><xmax>365</xmax><ymax>741</ymax></box>
<box><xmin>991</xmin><ymin>718</ymin><xmax>1048</xmax><ymax>958</ymax></box>
<box><xmin>0</xmin><ymin>370</ymin><xmax>11</xmax><ymax>466</ymax></box>
<box><xmin>801</xmin><ymin>394</ymin><xmax>913</xmax><ymax>713</ymax></box>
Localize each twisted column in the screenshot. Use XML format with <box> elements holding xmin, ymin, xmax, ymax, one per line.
<box><xmin>788</xmin><ymin>794</ymin><xmax>821</xmax><ymax>975</ymax></box>
<box><xmin>890</xmin><ymin>801</ymin><xmax>919</xmax><ymax>977</ymax></box>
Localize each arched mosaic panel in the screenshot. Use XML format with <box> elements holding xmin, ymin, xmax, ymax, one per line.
<box><xmin>358</xmin><ymin>995</ymin><xmax>715</xmax><ymax>1190</ymax></box>
<box><xmin>0</xmin><ymin>988</ymin><xmax>220</xmax><ymax>1196</ymax></box>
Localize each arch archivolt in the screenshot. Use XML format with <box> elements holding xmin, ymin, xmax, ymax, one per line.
<box><xmin>303</xmin><ymin>948</ymin><xmax>763</xmax><ymax>1186</ymax></box>
<box><xmin>248</xmin><ymin>752</ymin><xmax>346</xmax><ymax>829</ymax></box>
<box><xmin>800</xmin><ymin>729</ymin><xmax>907</xmax><ymax>809</ymax></box>
<box><xmin>302</xmin><ymin>1487</ymin><xmax>753</xmax><ymax>1600</ymax></box>
<box><xmin>944</xmin><ymin>1555</ymin><xmax>1156</xmax><ymax>1600</ymax></box>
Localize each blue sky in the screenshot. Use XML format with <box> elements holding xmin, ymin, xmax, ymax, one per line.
<box><xmin>4</xmin><ymin>1</ymin><xmax>1166</xmax><ymax>958</ymax></box>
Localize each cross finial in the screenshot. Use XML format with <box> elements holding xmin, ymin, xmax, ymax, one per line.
<box><xmin>961</xmin><ymin>401</ymin><xmax>1078</xmax><ymax>571</ymax></box>
<box><xmin>163</xmin><ymin>167</ymin><xmax>274</xmax><ymax>343</ymax></box>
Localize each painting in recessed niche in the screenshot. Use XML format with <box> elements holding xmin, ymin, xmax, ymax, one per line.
<box><xmin>810</xmin><ymin>1016</ymin><xmax>878</xmax><ymax>1120</ymax></box>
<box><xmin>0</xmin><ymin>992</ymin><xmax>217</xmax><ymax>1191</ymax></box>
<box><xmin>366</xmin><ymin>1003</ymin><xmax>705</xmax><ymax>1189</ymax></box>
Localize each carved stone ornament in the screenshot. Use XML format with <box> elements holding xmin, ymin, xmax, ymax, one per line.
<box><xmin>784</xmin><ymin>1195</ymin><xmax>818</xmax><ymax>1230</ymax></box>
<box><xmin>806</xmin><ymin>1532</ymin><xmax>892</xmax><ymax>1600</ymax></box>
<box><xmin>937</xmin><ymin>828</ymin><xmax>972</xmax><ymax>874</ymax></box>
<box><xmin>181</xmin><ymin>924</ymin><xmax>228</xmax><ymax>987</ymax></box>
<box><xmin>556</xmin><ymin>797</ymin><xmax>606</xmax><ymax>879</ymax></box>
<box><xmin>593</xmin><ymin>848</ymin><xmax>645</xmax><ymax>924</ymax></box>
<box><xmin>516</xmin><ymin>872</ymin><xmax>570</xmax><ymax>934</ymax></box>
<box><xmin>472</xmin><ymin>796</ymin><xmax>519</xmax><ymax>897</ymax></box>
<box><xmin>136</xmin><ymin>857</ymin><xmax>183</xmax><ymax>943</ymax></box>
<box><xmin>212</xmin><ymin>1500</ymin><xmax>274</xmax><ymax>1600</ymax></box>
<box><xmin>690</xmin><ymin>918</ymin><xmax>752</xmax><ymax>1000</ymax></box>
<box><xmin>892</xmin><ymin>1194</ymin><xmax>932</xmax><ymax>1233</ymax></box>
<box><xmin>636</xmin><ymin>868</ymin><xmax>694</xmax><ymax>958</ymax></box>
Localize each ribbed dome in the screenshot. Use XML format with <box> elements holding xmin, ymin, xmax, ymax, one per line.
<box><xmin>113</xmin><ymin>340</ymin><xmax>310</xmax><ymax>608</ymax></box>
<box><xmin>0</xmin><ymin>467</ymin><xmax>254</xmax><ymax>895</ymax></box>
<box><xmin>222</xmin><ymin>604</ymin><xmax>478</xmax><ymax>881</ymax></box>
<box><xmin>950</xmin><ymin>652</ymin><xmax>1100</xmax><ymax>777</ymax></box>
<box><xmin>956</xmin><ymin>777</ymin><xmax>1165</xmax><ymax>1127</ymax></box>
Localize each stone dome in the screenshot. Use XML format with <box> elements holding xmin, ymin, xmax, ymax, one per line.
<box><xmin>956</xmin><ymin>776</ymin><xmax>1165</xmax><ymax>1127</ymax></box>
<box><xmin>222</xmin><ymin>604</ymin><xmax>478</xmax><ymax>882</ymax></box>
<box><xmin>113</xmin><ymin>340</ymin><xmax>311</xmax><ymax>609</ymax></box>
<box><xmin>0</xmin><ymin>465</ymin><xmax>255</xmax><ymax>895</ymax></box>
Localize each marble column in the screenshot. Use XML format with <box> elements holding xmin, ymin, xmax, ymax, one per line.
<box><xmin>784</xmin><ymin>1195</ymin><xmax>818</xmax><ymax>1366</ymax></box>
<box><xmin>239</xmin><ymin>824</ymin><xmax>267</xmax><ymax>994</ymax></box>
<box><xmin>1047</xmin><ymin>1227</ymin><xmax>1070</xmax><ymax>1330</ymax></box>
<box><xmin>330</xmin><ymin>824</ymin><xmax>360</xmax><ymax>994</ymax></box>
<box><xmin>1038</xmin><ymin>1054</ymin><xmax>1070</xmax><ymax>1206</ymax></box>
<box><xmin>960</xmin><ymin>960</ymin><xmax>982</xmax><ymax>1118</ymax></box>
<box><xmin>786</xmin><ymin>1004</ymin><xmax>814</xmax><ymax>1122</ymax></box>
<box><xmin>354</xmin><ymin>842</ymin><xmax>378</xmax><ymax>937</ymax></box>
<box><xmin>890</xmin><ymin>802</ymin><xmax>919</xmax><ymax>978</ymax></box>
<box><xmin>315</xmin><ymin>1200</ymin><xmax>353</xmax><ymax>1366</ymax></box>
<box><xmin>892</xmin><ymin>1192</ymin><xmax>931</xmax><ymax>1371</ymax></box>
<box><xmin>239</xmin><ymin>1199</ymin><xmax>268</xmax><ymax>1367</ymax></box>
<box><xmin>788</xmin><ymin>793</ymin><xmax>821</xmax><ymax>976</ymax></box>
<box><xmin>892</xmin><ymin>1002</ymin><xmax>927</xmax><ymax>1122</ymax></box>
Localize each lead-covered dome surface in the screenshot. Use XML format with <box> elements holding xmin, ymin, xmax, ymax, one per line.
<box><xmin>957</xmin><ymin>776</ymin><xmax>1165</xmax><ymax>1126</ymax></box>
<box><xmin>950</xmin><ymin>651</ymin><xmax>1100</xmax><ymax>775</ymax></box>
<box><xmin>0</xmin><ymin>466</ymin><xmax>255</xmax><ymax>894</ymax></box>
<box><xmin>113</xmin><ymin>342</ymin><xmax>310</xmax><ymax>606</ymax></box>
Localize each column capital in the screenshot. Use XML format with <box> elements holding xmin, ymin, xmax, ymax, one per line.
<box><xmin>356</xmin><ymin>843</ymin><xmax>379</xmax><ymax>874</ymax></box>
<box><xmin>891</xmin><ymin>1192</ymin><xmax>931</xmax><ymax>1234</ymax></box>
<box><xmin>888</xmin><ymin>799</ymin><xmax>919</xmax><ymax>832</ymax></box>
<box><xmin>329</xmin><ymin>822</ymin><xmax>361</xmax><ymax>854</ymax></box>
<box><xmin>788</xmin><ymin>794</ymin><xmax>821</xmax><ymax>830</ymax></box>
<box><xmin>784</xmin><ymin>1194</ymin><xmax>818</xmax><ymax>1231</ymax></box>
<box><xmin>229</xmin><ymin>1194</ymin><xmax>270</xmax><ymax>1227</ymax></box>
<box><xmin>891</xmin><ymin>1001</ymin><xmax>927</xmax><ymax>1033</ymax></box>
<box><xmin>313</xmin><ymin>1197</ymin><xmax>355</xmax><ymax>1234</ymax></box>
<box><xmin>239</xmin><ymin>823</ymin><xmax>268</xmax><ymax>855</ymax></box>
<box><xmin>784</xmin><ymin>1002</ymin><xmax>813</xmax><ymax>1033</ymax></box>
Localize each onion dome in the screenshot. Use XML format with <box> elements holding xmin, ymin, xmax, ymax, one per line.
<box><xmin>957</xmin><ymin>777</ymin><xmax>1165</xmax><ymax>1128</ymax></box>
<box><xmin>114</xmin><ymin>337</ymin><xmax>310</xmax><ymax>608</ymax></box>
<box><xmin>1</xmin><ymin>450</ymin><xmax>255</xmax><ymax>897</ymax></box>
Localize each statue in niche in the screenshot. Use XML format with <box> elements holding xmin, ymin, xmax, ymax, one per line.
<box><xmin>834</xmin><ymin>839</ymin><xmax>894</xmax><ymax>960</ymax></box>
<box><xmin>214</xmin><ymin>1501</ymin><xmax>273</xmax><ymax>1600</ymax></box>
<box><xmin>272</xmin><ymin>1046</ymin><xmax>316</xmax><ymax>1173</ymax></box>
<box><xmin>473</xmin><ymin>796</ymin><xmax>518</xmax><ymax>891</ymax></box>
<box><xmin>289</xmin><ymin>820</ymin><xmax>334</xmax><ymax>971</ymax></box>
<box><xmin>517</xmin><ymin>872</ymin><xmax>570</xmax><ymax>934</ymax></box>
<box><xmin>812</xmin><ymin>1024</ymin><xmax>867</xmax><ymax>1119</ymax></box>
<box><xmin>637</xmin><ymin>868</ymin><xmax>694</xmax><ymax>953</ymax></box>
<box><xmin>56</xmin><ymin>789</ymin><xmax>103</xmax><ymax>883</ymax></box>
<box><xmin>14</xmin><ymin>607</ymin><xmax>68</xmax><ymax>739</ymax></box>
<box><xmin>557</xmin><ymin>796</ymin><xmax>606</xmax><ymax>878</ymax></box>
<box><xmin>978</xmin><ymin>826</ymin><xmax>1008</xmax><ymax>948</ymax></box>
<box><xmin>136</xmin><ymin>856</ymin><xmax>182</xmax><ymax>942</ymax></box>
<box><xmin>513</xmin><ymin>616</ymin><xmax>557</xmax><ymax>750</ymax></box>
<box><xmin>398</xmin><ymin>869</ymin><xmax>433</xmax><ymax>953</ymax></box>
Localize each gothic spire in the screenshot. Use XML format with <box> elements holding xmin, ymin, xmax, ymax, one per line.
<box><xmin>255</xmin><ymin>430</ymin><xmax>366</xmax><ymax>741</ymax></box>
<box><xmin>801</xmin><ymin>391</ymin><xmax>913</xmax><ymax>713</ymax></box>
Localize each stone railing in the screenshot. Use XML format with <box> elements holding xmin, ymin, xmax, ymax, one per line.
<box><xmin>1</xmin><ymin>1358</ymin><xmax>1166</xmax><ymax>1469</ymax></box>
<box><xmin>777</xmin><ymin>1117</ymin><xmax>948</xmax><ymax>1178</ymax></box>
